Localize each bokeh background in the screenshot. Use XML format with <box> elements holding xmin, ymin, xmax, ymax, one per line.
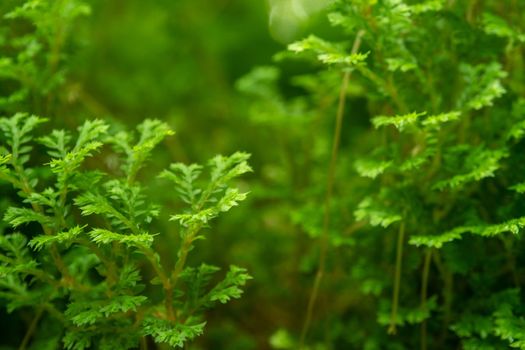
<box><xmin>4</xmin><ymin>1</ymin><xmax>523</xmax><ymax>349</ymax></box>
<box><xmin>0</xmin><ymin>1</ymin><xmax>342</xmax><ymax>349</ymax></box>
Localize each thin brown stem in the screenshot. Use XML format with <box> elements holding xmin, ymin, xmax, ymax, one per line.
<box><xmin>170</xmin><ymin>233</ymin><xmax>195</xmax><ymax>288</ymax></box>
<box><xmin>140</xmin><ymin>336</ymin><xmax>148</xmax><ymax>350</ymax></box>
<box><xmin>298</xmin><ymin>30</ymin><xmax>365</xmax><ymax>349</ymax></box>
<box><xmin>19</xmin><ymin>308</ymin><xmax>44</xmax><ymax>350</ymax></box>
<box><xmin>140</xmin><ymin>246</ymin><xmax>174</xmax><ymax>321</ymax></box>
<box><xmin>42</xmin><ymin>303</ymin><xmax>65</xmax><ymax>323</ymax></box>
<box><xmin>388</xmin><ymin>221</ymin><xmax>406</xmax><ymax>335</ymax></box>
<box><xmin>420</xmin><ymin>249</ymin><xmax>432</xmax><ymax>350</ymax></box>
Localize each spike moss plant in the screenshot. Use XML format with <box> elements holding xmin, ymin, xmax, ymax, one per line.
<box><xmin>238</xmin><ymin>0</ymin><xmax>525</xmax><ymax>349</ymax></box>
<box><xmin>0</xmin><ymin>114</ymin><xmax>252</xmax><ymax>349</ymax></box>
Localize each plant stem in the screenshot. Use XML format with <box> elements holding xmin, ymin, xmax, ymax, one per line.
<box><xmin>388</xmin><ymin>220</ymin><xmax>405</xmax><ymax>335</ymax></box>
<box><xmin>12</xmin><ymin>163</ymin><xmax>74</xmax><ymax>285</ymax></box>
<box><xmin>420</xmin><ymin>249</ymin><xmax>432</xmax><ymax>350</ymax></box>
<box><xmin>42</xmin><ymin>303</ymin><xmax>65</xmax><ymax>323</ymax></box>
<box><xmin>432</xmin><ymin>251</ymin><xmax>453</xmax><ymax>344</ymax></box>
<box><xmin>167</xmin><ymin>227</ymin><xmax>202</xmax><ymax>322</ymax></box>
<box><xmin>140</xmin><ymin>246</ymin><xmax>174</xmax><ymax>321</ymax></box>
<box><xmin>357</xmin><ymin>66</ymin><xmax>408</xmax><ymax>114</ymax></box>
<box><xmin>170</xmin><ymin>232</ymin><xmax>195</xmax><ymax>288</ymax></box>
<box><xmin>299</xmin><ymin>29</ymin><xmax>365</xmax><ymax>349</ymax></box>
<box><xmin>19</xmin><ymin>307</ymin><xmax>44</xmax><ymax>350</ymax></box>
<box><xmin>140</xmin><ymin>336</ymin><xmax>148</xmax><ymax>350</ymax></box>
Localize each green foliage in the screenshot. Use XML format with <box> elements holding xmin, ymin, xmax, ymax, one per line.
<box><xmin>371</xmin><ymin>111</ymin><xmax>426</xmax><ymax>131</ymax></box>
<box><xmin>161</xmin><ymin>152</ymin><xmax>252</xmax><ymax>230</ymax></box>
<box><xmin>236</xmin><ymin>0</ymin><xmax>525</xmax><ymax>348</ymax></box>
<box><xmin>0</xmin><ymin>0</ymin><xmax>90</xmax><ymax>114</ymax></box>
<box><xmin>0</xmin><ymin>114</ymin><xmax>251</xmax><ymax>348</ymax></box>
<box><xmin>1</xmin><ymin>0</ymin><xmax>525</xmax><ymax>348</ymax></box>
<box><xmin>288</xmin><ymin>35</ymin><xmax>369</xmax><ymax>66</ymax></box>
<box><xmin>142</xmin><ymin>318</ymin><xmax>206</xmax><ymax>348</ymax></box>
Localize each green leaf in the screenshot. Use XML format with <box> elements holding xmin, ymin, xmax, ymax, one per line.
<box><xmin>115</xmin><ymin>264</ymin><xmax>143</xmax><ymax>291</ymax></box>
<box><xmin>0</xmin><ymin>233</ymin><xmax>30</xmax><ymax>260</ymax></box>
<box><xmin>0</xmin><ymin>154</ymin><xmax>11</xmax><ymax>166</ymax></box>
<box><xmin>159</xmin><ymin>163</ymin><xmax>203</xmax><ymax>206</ymax></box>
<box><xmin>88</xmin><ymin>229</ymin><xmax>155</xmax><ymax>248</ymax></box>
<box><xmin>4</xmin><ymin>207</ymin><xmax>54</xmax><ymax>228</ymax></box>
<box><xmin>472</xmin><ymin>217</ymin><xmax>525</xmax><ymax>237</ymax></box>
<box><xmin>75</xmin><ymin>192</ymin><xmax>117</xmax><ymax>217</ymax></box>
<box><xmin>38</xmin><ymin>129</ymin><xmax>72</xmax><ymax>158</ymax></box>
<box><xmin>111</xmin><ymin>119</ymin><xmax>174</xmax><ymax>182</ymax></box>
<box><xmin>482</xmin><ymin>13</ymin><xmax>522</xmax><ymax>40</ymax></box>
<box><xmin>98</xmin><ymin>295</ymin><xmax>148</xmax><ymax>316</ymax></box>
<box><xmin>510</xmin><ymin>182</ymin><xmax>525</xmax><ymax>194</ymax></box>
<box><xmin>269</xmin><ymin>329</ymin><xmax>295</xmax><ymax>349</ymax></box>
<box><xmin>458</xmin><ymin>63</ymin><xmax>507</xmax><ymax>111</ymax></box>
<box><xmin>377</xmin><ymin>297</ymin><xmax>438</xmax><ymax>327</ymax></box>
<box><xmin>208</xmin><ymin>152</ymin><xmax>252</xmax><ymax>185</ymax></box>
<box><xmin>433</xmin><ymin>148</ymin><xmax>508</xmax><ymax>190</ymax></box>
<box><xmin>181</xmin><ymin>263</ymin><xmax>221</xmax><ymax>307</ymax></box>
<box><xmin>63</xmin><ymin>331</ymin><xmax>92</xmax><ymax>350</ymax></box>
<box><xmin>171</xmin><ymin>208</ymin><xmax>217</xmax><ymax>227</ymax></box>
<box><xmin>372</xmin><ymin>112</ymin><xmax>426</xmax><ymax>131</ymax></box>
<box><xmin>65</xmin><ymin>295</ymin><xmax>147</xmax><ymax>326</ymax></box>
<box><xmin>206</xmin><ymin>265</ymin><xmax>252</xmax><ymax>304</ymax></box>
<box><xmin>507</xmin><ymin>120</ymin><xmax>525</xmax><ymax>141</ymax></box>
<box><xmin>0</xmin><ymin>113</ymin><xmax>47</xmax><ymax>166</ymax></box>
<box><xmin>216</xmin><ymin>188</ymin><xmax>248</xmax><ymax>212</ymax></box>
<box><xmin>451</xmin><ymin>314</ymin><xmax>493</xmax><ymax>338</ymax></box>
<box><xmin>288</xmin><ymin>35</ymin><xmax>368</xmax><ymax>66</ymax></box>
<box><xmin>49</xmin><ymin>141</ymin><xmax>103</xmax><ymax>175</ymax></box>
<box><xmin>74</xmin><ymin>119</ymin><xmax>109</xmax><ymax>151</ymax></box>
<box><xmin>355</xmin><ymin>159</ymin><xmax>392</xmax><ymax>179</ymax></box>
<box><xmin>29</xmin><ymin>226</ymin><xmax>84</xmax><ymax>251</ymax></box>
<box><xmin>385</xmin><ymin>58</ymin><xmax>417</xmax><ymax>72</ymax></box>
<box><xmin>0</xmin><ymin>154</ymin><xmax>13</xmax><ymax>182</ymax></box>
<box><xmin>417</xmin><ymin>218</ymin><xmax>525</xmax><ymax>249</ymax></box>
<box><xmin>409</xmin><ymin>227</ymin><xmax>466</xmax><ymax>248</ymax></box>
<box><xmin>422</xmin><ymin>111</ymin><xmax>461</xmax><ymax>129</ymax></box>
<box><xmin>410</xmin><ymin>0</ymin><xmax>445</xmax><ymax>14</ymax></box>
<box><xmin>142</xmin><ymin>318</ymin><xmax>206</xmax><ymax>348</ymax></box>
<box><xmin>493</xmin><ymin>307</ymin><xmax>525</xmax><ymax>349</ymax></box>
<box><xmin>354</xmin><ymin>197</ymin><xmax>402</xmax><ymax>228</ymax></box>
<box><xmin>235</xmin><ymin>66</ymin><xmax>280</xmax><ymax>99</ymax></box>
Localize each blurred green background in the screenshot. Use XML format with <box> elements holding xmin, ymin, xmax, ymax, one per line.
<box><xmin>0</xmin><ymin>0</ymin><xmax>337</xmax><ymax>349</ymax></box>
<box><xmin>3</xmin><ymin>0</ymin><xmax>525</xmax><ymax>349</ymax></box>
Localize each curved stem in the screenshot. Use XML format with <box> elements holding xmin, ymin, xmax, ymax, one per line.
<box><xmin>299</xmin><ymin>30</ymin><xmax>365</xmax><ymax>349</ymax></box>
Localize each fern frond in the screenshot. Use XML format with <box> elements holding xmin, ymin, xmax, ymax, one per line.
<box><xmin>372</xmin><ymin>112</ymin><xmax>426</xmax><ymax>131</ymax></box>
<box><xmin>142</xmin><ymin>318</ymin><xmax>206</xmax><ymax>348</ymax></box>
<box><xmin>354</xmin><ymin>197</ymin><xmax>402</xmax><ymax>228</ymax></box>
<box><xmin>159</xmin><ymin>163</ymin><xmax>203</xmax><ymax>207</ymax></box>
<box><xmin>4</xmin><ymin>207</ymin><xmax>54</xmax><ymax>228</ymax></box>
<box><xmin>88</xmin><ymin>228</ymin><xmax>155</xmax><ymax>248</ymax></box>
<box><xmin>29</xmin><ymin>226</ymin><xmax>84</xmax><ymax>251</ymax></box>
